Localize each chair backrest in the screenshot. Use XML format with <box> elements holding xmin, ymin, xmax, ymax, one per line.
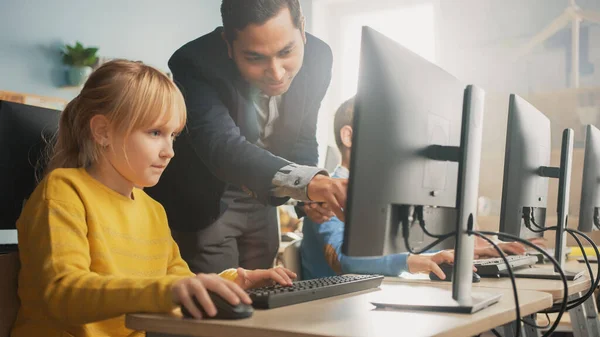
<box><xmin>282</xmin><ymin>239</ymin><xmax>303</xmax><ymax>280</ymax></box>
<box><xmin>0</xmin><ymin>252</ymin><xmax>20</xmax><ymax>337</ymax></box>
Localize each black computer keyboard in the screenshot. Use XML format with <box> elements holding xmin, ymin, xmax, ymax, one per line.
<box><xmin>474</xmin><ymin>255</ymin><xmax>538</xmax><ymax>277</ymax></box>
<box><xmin>246</xmin><ymin>274</ymin><xmax>384</xmax><ymax>309</ymax></box>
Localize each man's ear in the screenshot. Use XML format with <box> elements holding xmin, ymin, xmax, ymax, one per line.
<box><xmin>300</xmin><ymin>16</ymin><xmax>307</xmax><ymax>44</ymax></box>
<box><xmin>89</xmin><ymin>114</ymin><xmax>111</xmax><ymax>148</ymax></box>
<box><xmin>221</xmin><ymin>32</ymin><xmax>233</xmax><ymax>59</ymax></box>
<box><xmin>340</xmin><ymin>125</ymin><xmax>353</xmax><ymax>148</ymax></box>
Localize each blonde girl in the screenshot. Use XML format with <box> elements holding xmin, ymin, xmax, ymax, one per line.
<box><xmin>12</xmin><ymin>60</ymin><xmax>295</xmax><ymax>337</ymax></box>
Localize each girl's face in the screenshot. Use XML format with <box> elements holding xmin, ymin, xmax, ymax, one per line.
<box><xmin>104</xmin><ymin>112</ymin><xmax>181</xmax><ymax>192</ymax></box>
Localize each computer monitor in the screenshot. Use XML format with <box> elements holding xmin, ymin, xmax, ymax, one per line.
<box><xmin>578</xmin><ymin>124</ymin><xmax>600</xmax><ymax>232</ymax></box>
<box><xmin>499</xmin><ymin>94</ymin><xmax>581</xmax><ymax>279</ymax></box>
<box><xmin>499</xmin><ymin>95</ymin><xmax>551</xmax><ymax>240</ymax></box>
<box><xmin>0</xmin><ymin>100</ymin><xmax>60</xmax><ymax>252</ymax></box>
<box><xmin>342</xmin><ymin>26</ymin><xmax>500</xmax><ymax>313</ymax></box>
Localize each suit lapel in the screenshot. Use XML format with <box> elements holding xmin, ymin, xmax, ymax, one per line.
<box><xmin>271</xmin><ymin>69</ymin><xmax>308</xmax><ymax>156</ymax></box>
<box><xmin>235</xmin><ymin>78</ymin><xmax>260</xmax><ymax>144</ymax></box>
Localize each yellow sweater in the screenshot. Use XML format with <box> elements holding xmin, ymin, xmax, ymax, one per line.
<box><xmin>12</xmin><ymin>168</ymin><xmax>237</xmax><ymax>337</ymax></box>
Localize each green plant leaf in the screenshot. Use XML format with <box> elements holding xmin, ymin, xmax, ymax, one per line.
<box><xmin>61</xmin><ymin>42</ymin><xmax>99</xmax><ymax>66</ymax></box>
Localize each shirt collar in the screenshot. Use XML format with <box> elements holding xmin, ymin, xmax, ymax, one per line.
<box><xmin>333</xmin><ymin>166</ymin><xmax>349</xmax><ymax>179</ymax></box>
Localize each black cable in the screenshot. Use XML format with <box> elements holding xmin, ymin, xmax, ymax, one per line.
<box><xmin>491</xmin><ymin>328</ymin><xmax>502</xmax><ymax>337</ymax></box>
<box><xmin>560</xmin><ymin>232</ymin><xmax>593</xmax><ymax>310</ymax></box>
<box><xmin>524</xmin><ymin>212</ymin><xmax>600</xmax><ymax>311</ymax></box>
<box><xmin>400</xmin><ymin>208</ymin><xmax>455</xmax><ymax>254</ymax></box>
<box><xmin>409</xmin><ymin>206</ymin><xmax>580</xmax><ymax>336</ymax></box>
<box><xmin>414</xmin><ymin>206</ymin><xmax>454</xmax><ymax>239</ymax></box>
<box><xmin>402</xmin><ymin>229</ymin><xmax>455</xmax><ymax>254</ymax></box>
<box><xmin>528</xmin><ymin>207</ymin><xmax>546</xmax><ymax>231</ymax></box>
<box><xmin>469</xmin><ymin>232</ymin><xmax>520</xmax><ymax>337</ymax></box>
<box><xmin>522</xmin><ymin>208</ymin><xmax>596</xmax><ymax>310</ymax></box>
<box><xmin>522</xmin><ymin>230</ymin><xmax>592</xmax><ymax>312</ymax></box>
<box><xmin>520</xmin><ymin>313</ymin><xmax>551</xmax><ymax>329</ymax></box>
<box><xmin>474</xmin><ymin>230</ymin><xmax>568</xmax><ymax>337</ymax></box>
<box><xmin>562</xmin><ymin>228</ymin><xmax>600</xmax><ymax>311</ymax></box>
<box><xmin>407</xmin><ymin>207</ymin><xmax>565</xmax><ymax>336</ymax></box>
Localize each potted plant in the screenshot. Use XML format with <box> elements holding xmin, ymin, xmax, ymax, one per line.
<box><xmin>61</xmin><ymin>42</ymin><xmax>99</xmax><ymax>86</ymax></box>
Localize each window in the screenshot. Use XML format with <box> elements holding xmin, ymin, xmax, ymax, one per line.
<box><xmin>313</xmin><ymin>1</ymin><xmax>438</xmax><ymax>167</ymax></box>
<box><xmin>339</xmin><ymin>3</ymin><xmax>436</xmax><ymax>101</ymax></box>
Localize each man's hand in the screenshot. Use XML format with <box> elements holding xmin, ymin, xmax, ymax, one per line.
<box><xmin>303</xmin><ymin>202</ymin><xmax>334</xmax><ymax>224</ymax></box>
<box><xmin>307</xmin><ymin>175</ymin><xmax>348</xmax><ymax>221</ymax></box>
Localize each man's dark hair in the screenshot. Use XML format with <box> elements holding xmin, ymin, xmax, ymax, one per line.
<box><xmin>221</xmin><ymin>0</ymin><xmax>302</xmax><ymax>42</ymax></box>
<box><xmin>333</xmin><ymin>97</ymin><xmax>355</xmax><ymax>151</ymax></box>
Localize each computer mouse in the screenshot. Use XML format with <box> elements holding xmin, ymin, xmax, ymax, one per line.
<box><xmin>429</xmin><ymin>263</ymin><xmax>480</xmax><ymax>283</ymax></box>
<box><xmin>181</xmin><ymin>291</ymin><xmax>254</xmax><ymax>320</ymax></box>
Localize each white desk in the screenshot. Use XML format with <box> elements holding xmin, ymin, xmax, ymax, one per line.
<box><xmin>126</xmin><ymin>283</ymin><xmax>552</xmax><ymax>337</ymax></box>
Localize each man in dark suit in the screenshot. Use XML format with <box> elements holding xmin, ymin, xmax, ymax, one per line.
<box><xmin>147</xmin><ymin>0</ymin><xmax>346</xmax><ymax>273</ymax></box>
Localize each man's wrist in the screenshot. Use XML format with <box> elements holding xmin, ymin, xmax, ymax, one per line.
<box><xmin>271</xmin><ymin>164</ymin><xmax>328</xmax><ymax>200</ymax></box>
<box><xmin>306</xmin><ymin>172</ymin><xmax>329</xmax><ymax>201</ymax></box>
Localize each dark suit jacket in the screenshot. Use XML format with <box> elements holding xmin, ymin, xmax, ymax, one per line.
<box><xmin>146</xmin><ymin>28</ymin><xmax>333</xmax><ymax>231</ymax></box>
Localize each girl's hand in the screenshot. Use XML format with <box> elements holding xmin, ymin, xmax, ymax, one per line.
<box><xmin>171</xmin><ymin>273</ymin><xmax>251</xmax><ymax>319</ymax></box>
<box><xmin>234</xmin><ymin>267</ymin><xmax>297</xmax><ymax>290</ymax></box>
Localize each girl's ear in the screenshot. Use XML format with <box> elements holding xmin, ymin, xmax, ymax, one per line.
<box><xmin>89</xmin><ymin>115</ymin><xmax>111</xmax><ymax>148</ymax></box>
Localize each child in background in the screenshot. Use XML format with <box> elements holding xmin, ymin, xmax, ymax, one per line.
<box><xmin>12</xmin><ymin>60</ymin><xmax>295</xmax><ymax>337</ymax></box>
<box><xmin>300</xmin><ymin>97</ymin><xmax>527</xmax><ymax>280</ymax></box>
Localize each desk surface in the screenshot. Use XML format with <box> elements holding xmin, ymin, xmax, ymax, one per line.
<box><xmin>126</xmin><ymin>283</ymin><xmax>552</xmax><ymax>337</ymax></box>
<box><xmin>480</xmin><ymin>260</ymin><xmax>592</xmax><ymax>300</ymax></box>
<box><xmin>386</xmin><ymin>260</ymin><xmax>592</xmax><ymax>301</ymax></box>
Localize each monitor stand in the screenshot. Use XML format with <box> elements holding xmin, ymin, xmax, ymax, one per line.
<box><xmin>370</xmin><ymin>285</ymin><xmax>502</xmax><ymax>314</ymax></box>
<box><xmin>499</xmin><ymin>267</ymin><xmax>584</xmax><ymax>281</ymax></box>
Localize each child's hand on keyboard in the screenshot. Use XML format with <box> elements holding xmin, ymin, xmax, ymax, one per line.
<box><xmin>474</xmin><ymin>241</ymin><xmax>526</xmax><ymax>259</ymax></box>
<box><xmin>171</xmin><ymin>274</ymin><xmax>251</xmax><ymax>318</ymax></box>
<box><xmin>408</xmin><ymin>251</ymin><xmax>455</xmax><ymax>280</ymax></box>
<box><xmin>233</xmin><ymin>266</ymin><xmax>297</xmax><ymax>290</ymax></box>
<box><xmin>526</xmin><ymin>237</ymin><xmax>547</xmax><ymax>249</ymax></box>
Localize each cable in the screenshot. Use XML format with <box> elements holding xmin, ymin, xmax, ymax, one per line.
<box><xmin>408</xmin><ymin>205</ymin><xmax>587</xmax><ymax>336</ymax></box>
<box><xmin>402</xmin><ymin>229</ymin><xmax>455</xmax><ymax>254</ymax></box>
<box><xmin>491</xmin><ymin>328</ymin><xmax>502</xmax><ymax>337</ymax></box>
<box><xmin>521</xmin><ymin>207</ymin><xmax>598</xmax><ymax>309</ymax></box>
<box><xmin>520</xmin><ymin>313</ymin><xmax>551</xmax><ymax>329</ymax></box>
<box><xmin>469</xmin><ymin>232</ymin><xmax>520</xmax><ymax>337</ymax></box>
<box><xmin>529</xmin><ymin>207</ymin><xmax>546</xmax><ymax>231</ymax></box>
<box><xmin>414</xmin><ymin>206</ymin><xmax>454</xmax><ymax>239</ymax></box>
<box><xmin>474</xmin><ymin>230</ymin><xmax>568</xmax><ymax>337</ymax></box>
<box><xmin>562</xmin><ymin>228</ymin><xmax>600</xmax><ymax>311</ymax></box>
<box><xmin>400</xmin><ymin>206</ymin><xmax>455</xmax><ymax>254</ymax></box>
<box><xmin>521</xmin><ymin>227</ymin><xmax>595</xmax><ymax>312</ymax></box>
<box><xmin>523</xmin><ymin>210</ymin><xmax>599</xmax><ymax>311</ymax></box>
<box><xmin>561</xmin><ymin>230</ymin><xmax>593</xmax><ymax>310</ymax></box>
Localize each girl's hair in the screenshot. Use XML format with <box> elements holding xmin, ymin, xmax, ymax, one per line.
<box><xmin>44</xmin><ymin>59</ymin><xmax>186</xmax><ymax>177</ymax></box>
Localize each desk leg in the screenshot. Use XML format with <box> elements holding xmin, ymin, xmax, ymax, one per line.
<box><xmin>501</xmin><ymin>315</ymin><xmax>539</xmax><ymax>337</ymax></box>
<box><xmin>568</xmin><ymin>291</ymin><xmax>600</xmax><ymax>337</ymax></box>
<box><xmin>522</xmin><ymin>315</ymin><xmax>541</xmax><ymax>337</ymax></box>
<box><xmin>501</xmin><ymin>321</ymin><xmax>525</xmax><ymax>337</ymax></box>
<box><xmin>582</xmin><ymin>293</ymin><xmax>600</xmax><ymax>337</ymax></box>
